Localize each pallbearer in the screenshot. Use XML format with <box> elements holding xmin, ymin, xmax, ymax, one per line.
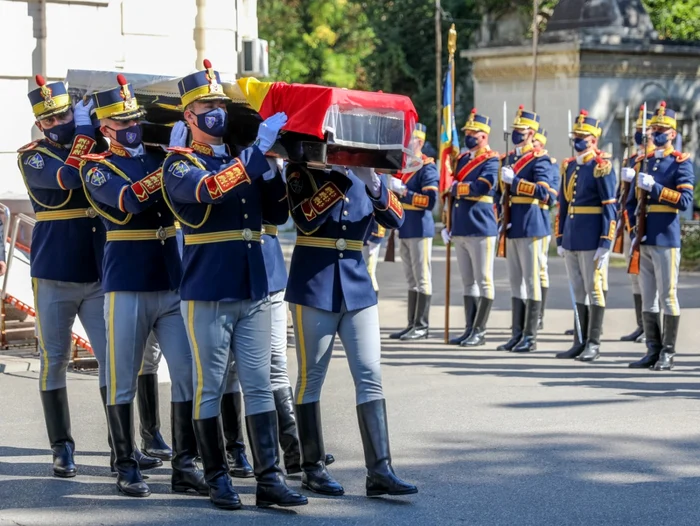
<box><xmin>625</xmin><ymin>102</ymin><xmax>694</xmax><ymax>370</ymax></box>
<box><xmin>555</xmin><ymin>110</ymin><xmax>616</xmax><ymax>362</ymax></box>
<box><xmin>445</xmin><ymin>109</ymin><xmax>499</xmax><ymax>347</ymax></box>
<box><xmin>497</xmin><ymin>106</ymin><xmax>552</xmax><ymax>353</ymax></box>
<box><xmin>388</xmin><ymin>124</ymin><xmax>439</xmax><ymax>340</ymax></box>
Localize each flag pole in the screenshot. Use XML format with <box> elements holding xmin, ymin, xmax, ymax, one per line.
<box><xmin>444</xmin><ymin>24</ymin><xmax>457</xmax><ymax>344</ymax></box>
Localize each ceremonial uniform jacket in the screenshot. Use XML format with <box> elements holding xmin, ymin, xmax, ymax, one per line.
<box><xmin>556</xmin><ymin>150</ymin><xmax>617</xmax><ymax>251</ymax></box>
<box><xmin>625</xmin><ymin>147</ymin><xmax>695</xmax><ymax>248</ymax></box>
<box><xmin>397</xmin><ymin>156</ymin><xmax>438</xmax><ymax>239</ymax></box>
<box><xmin>285</xmin><ymin>165</ymin><xmax>404</xmax><ymax>313</ymax></box>
<box><xmin>541</xmin><ymin>154</ymin><xmax>559</xmax><ymax>237</ymax></box>
<box><xmin>500</xmin><ymin>145</ymin><xmax>552</xmax><ymax>239</ymax></box>
<box><xmin>450</xmin><ymin>146</ymin><xmax>499</xmax><ymax>237</ymax></box>
<box><xmin>364</xmin><ymin>217</ymin><xmax>386</xmax><ymax>245</ymax></box>
<box><xmin>161</xmin><ymin>141</ymin><xmax>287</xmax><ymax>302</ymax></box>
<box><xmin>81</xmin><ymin>144</ymin><xmax>180</xmax><ymax>293</ymax></box>
<box><xmin>17</xmin><ymin>125</ymin><xmax>104</xmax><ymax>283</ymax></box>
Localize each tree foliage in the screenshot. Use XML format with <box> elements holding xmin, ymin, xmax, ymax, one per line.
<box><xmin>642</xmin><ymin>0</ymin><xmax>700</xmax><ymax>41</ymax></box>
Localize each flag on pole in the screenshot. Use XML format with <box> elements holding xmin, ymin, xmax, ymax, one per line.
<box><xmin>438</xmin><ymin>62</ymin><xmax>460</xmax><ymax>196</ymax></box>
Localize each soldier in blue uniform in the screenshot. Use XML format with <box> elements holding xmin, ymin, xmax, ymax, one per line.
<box><xmin>624</xmin><ymin>102</ymin><xmax>694</xmax><ymax>370</ymax></box>
<box><xmin>497</xmin><ymin>106</ymin><xmax>552</xmax><ymax>353</ymax></box>
<box><xmin>80</xmin><ymin>75</ymin><xmax>204</xmax><ymax>498</ymax></box>
<box><xmin>388</xmin><ymin>123</ymin><xmax>438</xmax><ymax>340</ymax></box>
<box><xmin>19</xmin><ymin>75</ymin><xmax>105</xmax><ymax>478</ymax></box>
<box><xmin>555</xmin><ymin>110</ymin><xmax>617</xmax><ymax>362</ymax></box>
<box><xmin>161</xmin><ymin>60</ymin><xmax>306</xmax><ymax>510</ymax></box>
<box><xmin>619</xmin><ymin>106</ymin><xmax>655</xmax><ymax>344</ymax></box>
<box><xmin>443</xmin><ymin>109</ymin><xmax>498</xmax><ymax>347</ymax></box>
<box><xmin>532</xmin><ymin>128</ymin><xmax>558</xmax><ymax>330</ymax></box>
<box><xmin>286</xmin><ymin>161</ymin><xmax>416</xmax><ymax>498</ymax></box>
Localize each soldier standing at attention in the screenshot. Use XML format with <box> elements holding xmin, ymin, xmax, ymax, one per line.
<box><xmin>443</xmin><ymin>109</ymin><xmax>498</xmax><ymax>347</ymax></box>
<box><xmin>497</xmin><ymin>106</ymin><xmax>552</xmax><ymax>353</ymax></box>
<box><xmin>162</xmin><ymin>60</ymin><xmax>305</xmax><ymax>510</ymax></box>
<box><xmin>624</xmin><ymin>102</ymin><xmax>694</xmax><ymax>370</ymax></box>
<box><xmin>80</xmin><ymin>75</ymin><xmax>204</xmax><ymax>498</ymax></box>
<box><xmin>19</xmin><ymin>75</ymin><xmax>106</xmax><ymax>479</ymax></box>
<box><xmin>286</xmin><ymin>162</ymin><xmax>417</xmax><ymax>498</ymax></box>
<box><xmin>555</xmin><ymin>110</ymin><xmax>616</xmax><ymax>362</ymax></box>
<box><xmin>388</xmin><ymin>124</ymin><xmax>439</xmax><ymax>340</ymax></box>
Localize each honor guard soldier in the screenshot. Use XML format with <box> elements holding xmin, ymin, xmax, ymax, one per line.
<box><xmin>555</xmin><ymin>110</ymin><xmax>617</xmax><ymax>362</ymax></box>
<box><xmin>162</xmin><ymin>60</ymin><xmax>306</xmax><ymax>510</ymax></box>
<box><xmin>619</xmin><ymin>106</ymin><xmax>655</xmax><ymax>344</ymax></box>
<box><xmin>80</xmin><ymin>75</ymin><xmax>203</xmax><ymax>498</ymax></box>
<box><xmin>388</xmin><ymin>123</ymin><xmax>439</xmax><ymax>340</ymax></box>
<box><xmin>443</xmin><ymin>109</ymin><xmax>498</xmax><ymax>347</ymax></box>
<box><xmin>532</xmin><ymin>128</ymin><xmax>559</xmax><ymax>329</ymax></box>
<box><xmin>497</xmin><ymin>106</ymin><xmax>552</xmax><ymax>353</ymax></box>
<box><xmin>286</xmin><ymin>162</ymin><xmax>417</xmax><ymax>498</ymax></box>
<box><xmin>363</xmin><ymin>216</ymin><xmax>386</xmax><ymax>292</ymax></box>
<box><xmin>624</xmin><ymin>102</ymin><xmax>694</xmax><ymax>370</ymax></box>
<box><xmin>19</xmin><ymin>75</ymin><xmax>106</xmax><ymax>478</ymax></box>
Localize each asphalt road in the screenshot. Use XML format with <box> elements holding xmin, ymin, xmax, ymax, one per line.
<box><xmin>2</xmin><ymin>247</ymin><xmax>700</xmax><ymax>526</ymax></box>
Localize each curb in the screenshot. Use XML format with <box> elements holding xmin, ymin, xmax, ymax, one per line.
<box><xmin>0</xmin><ymin>356</ymin><xmax>40</xmax><ymax>374</ymax></box>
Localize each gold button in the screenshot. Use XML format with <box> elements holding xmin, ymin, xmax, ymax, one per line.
<box><xmin>157</xmin><ymin>212</ymin><xmax>161</xmax><ymax>217</ymax></box>
<box><xmin>342</xmin><ymin>225</ymin><xmax>347</xmax><ymax>231</ymax></box>
<box><xmin>247</xmin><ymin>243</ymin><xmax>252</xmax><ymax>248</ymax></box>
<box><xmin>241</xmin><ymin>198</ymin><xmax>246</xmax><ymax>204</ymax></box>
<box><xmin>570</xmin><ymin>214</ymin><xmax>574</xmax><ymax>218</ymax></box>
<box><xmin>261</xmin><ymin>239</ymin><xmax>265</xmax><ymax>245</ymax></box>
<box><xmin>345</xmin><ymin>197</ymin><xmax>350</xmax><ymax>203</ymax></box>
<box><xmin>92</xmin><ymin>227</ymin><xmax>96</xmax><ymax>233</ymax></box>
<box><xmin>455</xmin><ymin>203</ymin><xmax>459</xmax><ymax>208</ymax></box>
<box><xmin>244</xmin><ymin>214</ymin><xmax>248</xmax><ymax>219</ymax></box>
<box><xmin>343</xmin><ymin>210</ymin><xmax>349</xmax><ymax>216</ymax></box>
<box><xmin>86</xmin><ymin>208</ymin><xmax>97</xmax><ymax>218</ymax></box>
<box><xmin>339</xmin><ymin>253</ymin><xmax>344</xmax><ymax>259</ymax></box>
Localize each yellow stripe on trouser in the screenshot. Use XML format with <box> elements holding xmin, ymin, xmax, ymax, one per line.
<box><xmin>423</xmin><ymin>238</ymin><xmax>431</xmax><ymax>295</ymax></box>
<box><xmin>32</xmin><ymin>278</ymin><xmax>49</xmax><ymax>391</ymax></box>
<box><xmin>532</xmin><ymin>238</ymin><xmax>541</xmax><ymax>301</ymax></box>
<box><xmin>295</xmin><ymin>304</ymin><xmax>308</xmax><ymax>405</ymax></box>
<box><xmin>593</xmin><ymin>265</ymin><xmax>605</xmax><ymax>307</ymax></box>
<box><xmin>670</xmin><ymin>248</ymin><xmax>679</xmax><ymax>315</ymax></box>
<box><xmin>187</xmin><ymin>301</ymin><xmax>205</xmax><ymax>419</ymax></box>
<box><xmin>108</xmin><ymin>292</ymin><xmax>117</xmax><ymax>405</ymax></box>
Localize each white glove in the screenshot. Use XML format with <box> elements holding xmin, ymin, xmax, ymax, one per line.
<box><xmin>389</xmin><ymin>177</ymin><xmax>406</xmax><ymax>195</ymax></box>
<box><xmin>501</xmin><ymin>166</ymin><xmax>515</xmax><ymax>185</ymax></box>
<box><xmin>637</xmin><ymin>172</ymin><xmax>655</xmax><ymax>192</ymax></box>
<box><xmin>74</xmin><ymin>99</ymin><xmax>94</xmax><ymax>127</ymax></box>
<box><xmin>440</xmin><ymin>228</ymin><xmax>451</xmax><ymax>245</ymax></box>
<box><xmin>368</xmin><ymin>241</ymin><xmax>381</xmax><ymax>253</ymax></box>
<box><xmin>557</xmin><ymin>246</ymin><xmax>566</xmax><ymax>258</ymax></box>
<box><xmin>621</xmin><ymin>167</ymin><xmax>636</xmax><ymax>183</ymax></box>
<box><xmin>352</xmin><ymin>167</ymin><xmax>381</xmax><ymax>197</ymax></box>
<box><xmin>594</xmin><ymin>247</ymin><xmax>610</xmax><ymax>269</ymax></box>
<box><xmin>169</xmin><ymin>121</ymin><xmax>188</xmax><ymax>148</ymax></box>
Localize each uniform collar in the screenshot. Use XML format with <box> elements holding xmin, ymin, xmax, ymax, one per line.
<box><xmin>471</xmin><ymin>145</ymin><xmax>491</xmax><ymax>158</ymax></box>
<box><xmin>110</xmin><ymin>143</ymin><xmax>130</xmax><ymax>157</ymax></box>
<box><xmin>515</xmin><ymin>143</ymin><xmax>533</xmax><ymax>156</ymax></box>
<box><xmin>43</xmin><ymin>137</ymin><xmax>66</xmax><ymax>150</ymax></box>
<box><xmin>576</xmin><ymin>149</ymin><xmax>596</xmax><ymax>165</ymax></box>
<box><xmin>654</xmin><ymin>145</ymin><xmax>674</xmax><ymax>158</ymax></box>
<box><xmin>191</xmin><ymin>140</ymin><xmax>230</xmax><ymax>158</ymax></box>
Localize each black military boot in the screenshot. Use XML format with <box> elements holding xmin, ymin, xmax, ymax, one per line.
<box><xmin>449</xmin><ymin>296</ymin><xmax>477</xmax><ymax>345</ymax></box>
<box><xmin>497</xmin><ymin>298</ymin><xmax>525</xmax><ymax>351</ymax></box>
<box><xmin>40</xmin><ymin>387</ymin><xmax>76</xmax><ymax>478</ymax></box>
<box><xmin>461</xmin><ymin>298</ymin><xmax>493</xmax><ymax>347</ymax></box>
<box><xmin>511</xmin><ymin>300</ymin><xmax>541</xmax><ymax>353</ymax></box>
<box><xmin>273</xmin><ymin>387</ymin><xmax>301</xmax><ymax>475</ymax></box>
<box><xmin>556</xmin><ymin>303</ymin><xmax>589</xmax><ymax>359</ymax></box>
<box><xmin>137</xmin><ymin>373</ymin><xmax>173</xmax><ymax>461</ymax></box>
<box><xmin>295</xmin><ymin>402</ymin><xmax>344</xmax><ymax>495</ymax></box>
<box><xmin>357</xmin><ymin>399</ymin><xmax>417</xmax><ymax>497</ymax></box>
<box><xmin>653</xmin><ymin>315</ymin><xmax>679</xmax><ymax>371</ymax></box>
<box><xmin>390</xmin><ymin>290</ymin><xmax>417</xmax><ymax>339</ymax></box>
<box><xmin>577</xmin><ymin>305</ymin><xmax>605</xmax><ymax>362</ymax></box>
<box><xmin>107</xmin><ymin>403</ymin><xmax>150</xmax><ymax>497</ymax></box>
<box><xmin>538</xmin><ymin>287</ymin><xmax>548</xmax><ymax>330</ymax></box>
<box><xmin>629</xmin><ymin>312</ymin><xmax>662</xmax><ymax>369</ymax></box>
<box><xmin>400</xmin><ymin>293</ymin><xmax>431</xmax><ymax>340</ymax></box>
<box><xmin>193</xmin><ymin>416</ymin><xmax>241</xmax><ymax>510</ymax></box>
<box><xmin>171</xmin><ymin>401</ymin><xmax>208</xmax><ymax>495</ymax></box>
<box><xmin>220</xmin><ymin>392</ymin><xmax>254</xmax><ymax>478</ymax></box>
<box><xmin>246</xmin><ymin>411</ymin><xmax>308</xmax><ymax>508</ymax></box>
<box><xmin>620</xmin><ymin>294</ymin><xmax>645</xmax><ymax>343</ymax></box>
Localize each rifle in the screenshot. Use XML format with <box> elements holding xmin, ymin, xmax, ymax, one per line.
<box><xmin>628</xmin><ymin>102</ymin><xmax>648</xmax><ymax>275</ymax></box>
<box><xmin>497</xmin><ymin>102</ymin><xmax>510</xmax><ymax>258</ymax></box>
<box><xmin>613</xmin><ymin>106</ymin><xmax>631</xmax><ymax>254</ymax></box>
<box><xmin>384</xmin><ymin>229</ymin><xmax>395</xmax><ymax>262</ymax></box>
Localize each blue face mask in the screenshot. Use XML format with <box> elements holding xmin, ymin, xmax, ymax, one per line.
<box><xmin>45</xmin><ymin>119</ymin><xmax>75</xmax><ymax>145</ymax></box>
<box><xmin>196</xmin><ymin>107</ymin><xmax>228</xmax><ymax>137</ymax></box>
<box><xmin>464</xmin><ymin>135</ymin><xmax>479</xmax><ymax>150</ymax></box>
<box><xmin>634</xmin><ymin>131</ymin><xmax>644</xmax><ymax>146</ymax></box>
<box><xmin>573</xmin><ymin>137</ymin><xmax>589</xmax><ymax>152</ymax></box>
<box><xmin>511</xmin><ymin>130</ymin><xmax>526</xmax><ymax>145</ymax></box>
<box><xmin>652</xmin><ymin>131</ymin><xmax>668</xmax><ymax>147</ymax></box>
<box><xmin>112</xmin><ymin>124</ymin><xmax>143</xmax><ymax>147</ymax></box>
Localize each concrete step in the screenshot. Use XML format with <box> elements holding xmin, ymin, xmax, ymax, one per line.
<box><xmin>4</xmin><ymin>327</ymin><xmax>36</xmax><ymax>341</ymax></box>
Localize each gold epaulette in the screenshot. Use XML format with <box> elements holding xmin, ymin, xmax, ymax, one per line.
<box><xmin>17</xmin><ymin>141</ymin><xmax>40</xmax><ymax>153</ymax></box>
<box><xmin>533</xmin><ymin>149</ymin><xmax>547</xmax><ymax>158</ymax></box>
<box><xmin>486</xmin><ymin>149</ymin><xmax>500</xmax><ymax>159</ymax></box>
<box><xmin>550</xmin><ymin>157</ymin><xmax>557</xmax><ymax>164</ymax></box>
<box><xmin>560</xmin><ymin>158</ymin><xmax>570</xmax><ymax>177</ymax></box>
<box><xmin>594</xmin><ymin>157</ymin><xmax>612</xmax><ymax>178</ymax></box>
<box><xmin>672</xmin><ymin>151</ymin><xmax>690</xmax><ymax>163</ymax></box>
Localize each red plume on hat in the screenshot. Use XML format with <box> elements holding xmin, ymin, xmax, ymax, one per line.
<box><xmin>35</xmin><ymin>74</ymin><xmax>52</xmax><ymax>100</ymax></box>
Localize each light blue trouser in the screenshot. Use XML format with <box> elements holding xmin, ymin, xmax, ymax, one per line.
<box><xmin>139</xmin><ymin>332</ymin><xmax>162</xmax><ymax>376</ymax></box>
<box><xmin>32</xmin><ymin>278</ymin><xmax>107</xmax><ymax>391</ymax></box>
<box><xmin>290</xmin><ymin>303</ymin><xmax>384</xmax><ymax>406</ymax></box>
<box><xmin>104</xmin><ymin>290</ymin><xmax>193</xmax><ymax>406</ymax></box>
<box><xmin>181</xmin><ymin>297</ymin><xmax>274</xmax><ymax>420</ymax></box>
<box><xmin>640</xmin><ymin>245</ymin><xmax>679</xmax><ymax>315</ymax></box>
<box><xmin>226</xmin><ymin>290</ymin><xmax>291</xmax><ymax>395</ymax></box>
